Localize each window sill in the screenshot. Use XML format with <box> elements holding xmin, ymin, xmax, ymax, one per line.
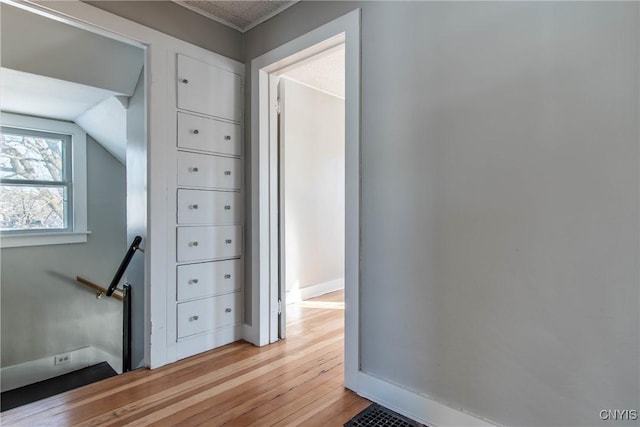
<box><xmin>0</xmin><ymin>231</ymin><xmax>92</xmax><ymax>248</ymax></box>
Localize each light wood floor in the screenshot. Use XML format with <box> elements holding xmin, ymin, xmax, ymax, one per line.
<box><xmin>1</xmin><ymin>290</ymin><xmax>369</xmax><ymax>426</ymax></box>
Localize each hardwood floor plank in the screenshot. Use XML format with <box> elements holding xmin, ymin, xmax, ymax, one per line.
<box><xmin>1</xmin><ymin>291</ymin><xmax>369</xmax><ymax>426</ymax></box>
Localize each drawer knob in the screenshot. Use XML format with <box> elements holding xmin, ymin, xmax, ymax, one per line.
<box><xmin>225</xmin><ymin>239</ymin><xmax>232</xmax><ymax>244</ymax></box>
<box><xmin>190</xmin><ymin>241</ymin><xmax>199</xmax><ymax>247</ymax></box>
<box><xmin>190</xmin><ymin>167</ymin><xmax>199</xmax><ymax>173</ymax></box>
<box><xmin>190</xmin><ymin>204</ymin><xmax>199</xmax><ymax>210</ymax></box>
<box><xmin>224</xmin><ymin>205</ymin><xmax>231</xmax><ymax>210</ymax></box>
<box><xmin>193</xmin><ymin>129</ymin><xmax>199</xmax><ymax>135</ymax></box>
<box><xmin>224</xmin><ymin>274</ymin><xmax>231</xmax><ymax>279</ymax></box>
<box><xmin>225</xmin><ymin>308</ymin><xmax>232</xmax><ymax>313</ymax></box>
<box><xmin>224</xmin><ymin>170</ymin><xmax>231</xmax><ymax>176</ymax></box>
<box><xmin>182</xmin><ymin>79</ymin><xmax>189</xmax><ymax>84</ymax></box>
<box><xmin>189</xmin><ymin>279</ymin><xmax>199</xmax><ymax>284</ymax></box>
<box><xmin>224</xmin><ymin>135</ymin><xmax>232</xmax><ymax>140</ymax></box>
<box><xmin>189</xmin><ymin>315</ymin><xmax>199</xmax><ymax>321</ymax></box>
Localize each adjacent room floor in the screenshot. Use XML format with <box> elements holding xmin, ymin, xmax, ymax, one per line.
<box><xmin>0</xmin><ymin>290</ymin><xmax>369</xmax><ymax>426</ymax></box>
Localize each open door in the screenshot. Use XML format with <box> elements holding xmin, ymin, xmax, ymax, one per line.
<box><xmin>277</xmin><ymin>79</ymin><xmax>287</xmax><ymax>340</ymax></box>
<box><xmin>268</xmin><ymin>74</ymin><xmax>287</xmax><ymax>343</ymax></box>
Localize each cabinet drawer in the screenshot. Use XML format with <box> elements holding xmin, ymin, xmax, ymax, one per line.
<box><xmin>177</xmin><ymin>112</ymin><xmax>241</xmax><ymax>156</ymax></box>
<box><xmin>177</xmin><ymin>292</ymin><xmax>241</xmax><ymax>339</ymax></box>
<box><xmin>177</xmin><ymin>54</ymin><xmax>242</xmax><ymax>122</ymax></box>
<box><xmin>177</xmin><ymin>189</ymin><xmax>241</xmax><ymax>225</ymax></box>
<box><xmin>177</xmin><ymin>260</ymin><xmax>241</xmax><ymax>301</ymax></box>
<box><xmin>177</xmin><ymin>225</ymin><xmax>241</xmax><ymax>262</ymax></box>
<box><xmin>177</xmin><ymin>152</ymin><xmax>241</xmax><ymax>190</ymax></box>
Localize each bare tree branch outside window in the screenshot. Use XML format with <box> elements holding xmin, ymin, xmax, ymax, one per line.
<box><xmin>0</xmin><ymin>128</ymin><xmax>70</xmax><ymax>231</ymax></box>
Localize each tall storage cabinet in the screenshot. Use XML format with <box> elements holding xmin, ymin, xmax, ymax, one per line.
<box><xmin>167</xmin><ymin>51</ymin><xmax>244</xmax><ymax>361</ymax></box>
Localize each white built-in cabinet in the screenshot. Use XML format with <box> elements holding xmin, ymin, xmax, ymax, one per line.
<box><xmin>167</xmin><ymin>51</ymin><xmax>244</xmax><ymax>361</ymax></box>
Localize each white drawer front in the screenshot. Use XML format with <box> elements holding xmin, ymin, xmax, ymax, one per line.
<box><xmin>177</xmin><ymin>225</ymin><xmax>241</xmax><ymax>262</ymax></box>
<box><xmin>177</xmin><ymin>260</ymin><xmax>241</xmax><ymax>301</ymax></box>
<box><xmin>177</xmin><ymin>152</ymin><xmax>241</xmax><ymax>190</ymax></box>
<box><xmin>177</xmin><ymin>54</ymin><xmax>242</xmax><ymax>122</ymax></box>
<box><xmin>177</xmin><ymin>292</ymin><xmax>241</xmax><ymax>339</ymax></box>
<box><xmin>177</xmin><ymin>189</ymin><xmax>241</xmax><ymax>225</ymax></box>
<box><xmin>177</xmin><ymin>112</ymin><xmax>241</xmax><ymax>156</ymax></box>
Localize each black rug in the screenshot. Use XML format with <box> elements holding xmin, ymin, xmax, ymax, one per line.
<box><xmin>1</xmin><ymin>362</ymin><xmax>117</xmax><ymax>412</ymax></box>
<box><xmin>345</xmin><ymin>403</ymin><xmax>426</xmax><ymax>427</ymax></box>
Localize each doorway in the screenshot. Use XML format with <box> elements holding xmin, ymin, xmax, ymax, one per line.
<box><xmin>272</xmin><ymin>45</ymin><xmax>346</xmax><ymax>340</ymax></box>
<box><xmin>249</xmin><ymin>9</ymin><xmax>361</xmax><ymax>391</ymax></box>
<box><xmin>0</xmin><ymin>0</ymin><xmax>147</xmax><ymax>409</ymax></box>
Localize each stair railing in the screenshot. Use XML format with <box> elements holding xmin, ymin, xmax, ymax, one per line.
<box><xmin>75</xmin><ymin>235</ymin><xmax>143</xmax><ymax>372</ymax></box>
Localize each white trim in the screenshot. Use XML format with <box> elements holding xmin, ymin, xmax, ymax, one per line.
<box><xmin>0</xmin><ymin>231</ymin><xmax>91</xmax><ymax>248</ymax></box>
<box><xmin>0</xmin><ymin>112</ymin><xmax>88</xmax><ymax>247</ymax></box>
<box><xmin>249</xmin><ymin>9</ymin><xmax>361</xmax><ymax>391</ymax></box>
<box><xmin>0</xmin><ymin>345</ymin><xmax>121</xmax><ymax>392</ymax></box>
<box><xmin>286</xmin><ymin>278</ymin><xmax>344</xmax><ymax>304</ymax></box>
<box><xmin>357</xmin><ymin>372</ymin><xmax>500</xmax><ymax>427</ymax></box>
<box><xmin>171</xmin><ymin>0</ymin><xmax>300</xmax><ymax>33</ymax></box>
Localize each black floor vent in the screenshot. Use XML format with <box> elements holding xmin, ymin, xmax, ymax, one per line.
<box><xmin>1</xmin><ymin>362</ymin><xmax>117</xmax><ymax>412</ymax></box>
<box><xmin>345</xmin><ymin>403</ymin><xmax>426</xmax><ymax>427</ymax></box>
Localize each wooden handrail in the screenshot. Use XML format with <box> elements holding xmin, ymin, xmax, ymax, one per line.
<box><xmin>76</xmin><ymin>276</ymin><xmax>124</xmax><ymax>301</ymax></box>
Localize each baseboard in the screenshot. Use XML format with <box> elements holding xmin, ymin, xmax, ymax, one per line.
<box><xmin>0</xmin><ymin>346</ymin><xmax>121</xmax><ymax>392</ymax></box>
<box><xmin>287</xmin><ymin>277</ymin><xmax>344</xmax><ymax>303</ymax></box>
<box><xmin>177</xmin><ymin>324</ymin><xmax>243</xmax><ymax>360</ymax></box>
<box><xmin>357</xmin><ymin>372</ymin><xmax>499</xmax><ymax>427</ymax></box>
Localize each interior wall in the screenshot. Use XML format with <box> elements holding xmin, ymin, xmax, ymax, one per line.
<box><xmin>1</xmin><ymin>4</ymin><xmax>143</xmax><ymax>96</ymax></box>
<box><xmin>244</xmin><ymin>2</ymin><xmax>640</xmax><ymax>426</ymax></box>
<box><xmin>1</xmin><ymin>137</ymin><xmax>126</xmax><ymax>368</ymax></box>
<box><xmin>281</xmin><ymin>78</ymin><xmax>345</xmax><ymax>296</ymax></box>
<box><xmin>85</xmin><ymin>1</ymin><xmax>243</xmax><ymax>63</ymax></box>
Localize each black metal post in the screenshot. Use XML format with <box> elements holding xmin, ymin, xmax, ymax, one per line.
<box><xmin>122</xmin><ymin>284</ymin><xmax>132</xmax><ymax>372</ymax></box>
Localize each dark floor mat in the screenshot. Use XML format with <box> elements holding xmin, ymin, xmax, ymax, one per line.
<box><xmin>1</xmin><ymin>361</ymin><xmax>117</xmax><ymax>412</ymax></box>
<box><xmin>345</xmin><ymin>403</ymin><xmax>426</xmax><ymax>427</ymax></box>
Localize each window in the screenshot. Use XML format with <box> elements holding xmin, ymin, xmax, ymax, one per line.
<box><xmin>0</xmin><ymin>113</ymin><xmax>87</xmax><ymax>247</ymax></box>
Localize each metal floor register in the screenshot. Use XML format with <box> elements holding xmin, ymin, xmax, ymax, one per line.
<box><xmin>344</xmin><ymin>403</ymin><xmax>426</xmax><ymax>427</ymax></box>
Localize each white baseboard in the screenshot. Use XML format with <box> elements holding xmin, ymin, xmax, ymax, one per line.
<box><xmin>177</xmin><ymin>324</ymin><xmax>244</xmax><ymax>360</ymax></box>
<box><xmin>287</xmin><ymin>277</ymin><xmax>344</xmax><ymax>303</ymax></box>
<box><xmin>0</xmin><ymin>346</ymin><xmax>121</xmax><ymax>392</ymax></box>
<box><xmin>357</xmin><ymin>372</ymin><xmax>499</xmax><ymax>427</ymax></box>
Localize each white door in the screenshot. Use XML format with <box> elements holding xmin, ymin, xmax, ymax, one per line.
<box><xmin>277</xmin><ymin>79</ymin><xmax>287</xmax><ymax>340</ymax></box>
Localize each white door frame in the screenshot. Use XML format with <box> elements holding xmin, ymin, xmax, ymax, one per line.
<box><xmin>5</xmin><ymin>0</ymin><xmax>239</xmax><ymax>370</ymax></box>
<box><xmin>248</xmin><ymin>9</ymin><xmax>361</xmax><ymax>390</ymax></box>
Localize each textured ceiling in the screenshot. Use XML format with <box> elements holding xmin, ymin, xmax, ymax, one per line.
<box><xmin>177</xmin><ymin>1</ymin><xmax>296</xmax><ymax>32</ymax></box>
<box><xmin>280</xmin><ymin>44</ymin><xmax>345</xmax><ymax>99</ymax></box>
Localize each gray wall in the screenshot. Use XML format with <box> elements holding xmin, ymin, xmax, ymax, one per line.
<box><xmin>1</xmin><ymin>137</ymin><xmax>126</xmax><ymax>367</ymax></box>
<box><xmin>1</xmin><ymin>3</ymin><xmax>143</xmax><ymax>96</ymax></box>
<box><xmin>86</xmin><ymin>1</ymin><xmax>243</xmax><ymax>63</ymax></box>
<box><xmin>281</xmin><ymin>78</ymin><xmax>345</xmax><ymax>293</ymax></box>
<box><xmin>245</xmin><ymin>2</ymin><xmax>639</xmax><ymax>426</ymax></box>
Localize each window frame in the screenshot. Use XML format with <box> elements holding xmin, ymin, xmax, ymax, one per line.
<box><xmin>0</xmin><ymin>113</ymin><xmax>88</xmax><ymax>248</ymax></box>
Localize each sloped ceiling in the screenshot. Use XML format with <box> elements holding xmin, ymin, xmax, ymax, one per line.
<box><xmin>280</xmin><ymin>44</ymin><xmax>345</xmax><ymax>99</ymax></box>
<box><xmin>1</xmin><ymin>3</ymin><xmax>144</xmax><ymax>164</ymax></box>
<box><xmin>0</xmin><ymin>68</ymin><xmax>129</xmax><ymax>163</ymax></box>
<box><xmin>174</xmin><ymin>0</ymin><xmax>297</xmax><ymax>32</ymax></box>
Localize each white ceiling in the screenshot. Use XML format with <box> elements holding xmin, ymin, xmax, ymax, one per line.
<box><xmin>1</xmin><ymin>68</ymin><xmax>129</xmax><ymax>163</ymax></box>
<box><xmin>1</xmin><ymin>68</ymin><xmax>120</xmax><ymax>123</ymax></box>
<box><xmin>280</xmin><ymin>44</ymin><xmax>345</xmax><ymax>99</ymax></box>
<box><xmin>174</xmin><ymin>0</ymin><xmax>297</xmax><ymax>32</ymax></box>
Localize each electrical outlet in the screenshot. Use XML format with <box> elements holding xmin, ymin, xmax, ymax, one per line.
<box><xmin>54</xmin><ymin>353</ymin><xmax>71</xmax><ymax>366</ymax></box>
